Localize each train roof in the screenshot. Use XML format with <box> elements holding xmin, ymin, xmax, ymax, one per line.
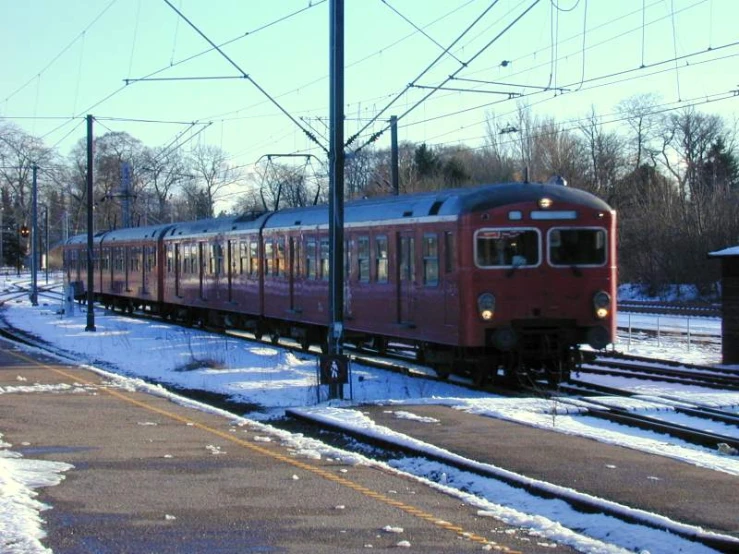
<box><xmin>162</xmin><ymin>211</ymin><xmax>269</xmax><ymax>240</ymax></box>
<box><xmin>64</xmin><ymin>182</ymin><xmax>612</xmax><ymax>244</ymax></box>
<box><xmin>100</xmin><ymin>223</ymin><xmax>175</xmax><ymax>243</ymax></box>
<box><xmin>263</xmin><ymin>181</ymin><xmax>612</xmax><ymax>229</ymax></box>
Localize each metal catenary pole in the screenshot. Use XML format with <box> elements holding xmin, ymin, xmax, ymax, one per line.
<box><xmin>85</xmin><ymin>114</ymin><xmax>96</xmax><ymax>332</ymax></box>
<box><xmin>327</xmin><ymin>0</ymin><xmax>345</xmax><ymax>399</ymax></box>
<box><xmin>30</xmin><ymin>164</ymin><xmax>38</xmax><ymax>306</ymax></box>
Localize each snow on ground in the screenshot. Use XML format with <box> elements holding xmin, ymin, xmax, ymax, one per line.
<box><xmin>1</xmin><ymin>277</ymin><xmax>737</xmax><ymax>553</ymax></box>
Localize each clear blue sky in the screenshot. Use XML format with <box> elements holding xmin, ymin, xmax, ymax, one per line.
<box><xmin>2</xmin><ymin>0</ymin><xmax>738</xmax><ymax>169</ymax></box>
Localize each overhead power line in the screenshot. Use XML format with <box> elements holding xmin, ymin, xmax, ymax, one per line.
<box><xmin>2</xmin><ymin>0</ymin><xmax>120</xmax><ymax>105</ymax></box>
<box><xmin>158</xmin><ymin>0</ymin><xmax>326</xmax><ymax>154</ymax></box>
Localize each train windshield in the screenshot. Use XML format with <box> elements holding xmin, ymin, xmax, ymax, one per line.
<box><xmin>548</xmin><ymin>228</ymin><xmax>606</xmax><ymax>266</ymax></box>
<box><xmin>475</xmin><ymin>229</ymin><xmax>539</xmax><ymax>268</ymax></box>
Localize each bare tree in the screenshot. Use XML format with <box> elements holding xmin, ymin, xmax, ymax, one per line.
<box><xmin>579</xmin><ymin>107</ymin><xmax>624</xmax><ymax>202</ymax></box>
<box><xmin>616</xmin><ymin>93</ymin><xmax>661</xmax><ymax>171</ymax></box>
<box><xmin>187</xmin><ymin>144</ymin><xmax>241</xmax><ymax>218</ymax></box>
<box><xmin>140</xmin><ymin>147</ymin><xmax>189</xmax><ymax>224</ymax></box>
<box><xmin>0</xmin><ymin>122</ymin><xmax>55</xmax><ymax>228</ymax></box>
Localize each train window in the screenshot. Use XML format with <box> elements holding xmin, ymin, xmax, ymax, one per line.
<box><xmin>113</xmin><ymin>247</ymin><xmax>123</xmax><ymax>272</ymax></box>
<box><xmin>166</xmin><ymin>246</ymin><xmax>173</xmax><ymax>273</ymax></box>
<box><xmin>182</xmin><ymin>245</ymin><xmax>190</xmax><ymax>274</ymax></box>
<box><xmin>375</xmin><ymin>235</ymin><xmax>388</xmax><ymax>283</ymax></box>
<box><xmin>131</xmin><ymin>247</ymin><xmax>140</xmax><ymax>273</ymax></box>
<box><xmin>276</xmin><ymin>237</ymin><xmax>286</xmax><ymax>278</ymax></box>
<box><xmin>423</xmin><ymin>234</ymin><xmax>439</xmax><ymax>286</ymax></box>
<box><xmin>320</xmin><ymin>238</ymin><xmax>329</xmax><ymax>281</ymax></box>
<box><xmin>101</xmin><ymin>248</ymin><xmax>110</xmax><ymax>271</ymax></box>
<box><xmin>344</xmin><ymin>240</ymin><xmax>350</xmax><ymax>279</ymax></box>
<box><xmin>400</xmin><ymin>236</ymin><xmax>415</xmax><ymax>282</ymax></box>
<box><xmin>508</xmin><ymin>211</ymin><xmax>523</xmax><ymax>221</ymax></box>
<box><xmin>146</xmin><ymin>247</ymin><xmax>155</xmax><ymax>272</ymax></box>
<box><xmin>357</xmin><ymin>236</ymin><xmax>370</xmax><ymax>282</ymax></box>
<box><xmin>239</xmin><ymin>241</ymin><xmax>248</xmax><ymax>274</ymax></box>
<box><xmin>549</xmin><ymin>228</ymin><xmax>606</xmax><ymax>266</ymax></box>
<box><xmin>212</xmin><ymin>243</ymin><xmax>224</xmax><ymax>275</ymax></box>
<box><xmin>306</xmin><ymin>238</ymin><xmax>317</xmax><ymax>279</ymax></box>
<box><xmin>444</xmin><ymin>232</ymin><xmax>455</xmax><ymax>273</ymax></box>
<box><xmin>264</xmin><ymin>241</ymin><xmax>274</xmax><ymax>276</ymax></box>
<box><xmin>475</xmin><ymin>228</ymin><xmax>539</xmax><ymax>268</ymax></box>
<box><xmin>249</xmin><ymin>240</ymin><xmax>259</xmax><ymax>277</ymax></box>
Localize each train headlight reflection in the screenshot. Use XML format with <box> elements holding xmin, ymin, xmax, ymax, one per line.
<box><xmin>477</xmin><ymin>293</ymin><xmax>496</xmax><ymax>320</ymax></box>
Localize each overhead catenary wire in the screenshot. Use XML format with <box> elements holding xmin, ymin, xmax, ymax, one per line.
<box><xmin>346</xmin><ymin>0</ymin><xmax>508</xmax><ymax>148</ymax></box>
<box><xmin>159</xmin><ymin>0</ymin><xmax>326</xmax><ymax>154</ymax></box>
<box><xmin>350</xmin><ymin>0</ymin><xmax>545</xmax><ymax>154</ymax></box>
<box><xmin>2</xmin><ymin>0</ymin><xmax>120</xmax><ymax>105</ymax></box>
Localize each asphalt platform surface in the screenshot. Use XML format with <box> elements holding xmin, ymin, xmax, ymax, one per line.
<box><xmin>0</xmin><ymin>339</ymin><xmax>581</xmax><ymax>554</ymax></box>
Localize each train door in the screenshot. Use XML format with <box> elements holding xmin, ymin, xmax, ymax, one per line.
<box><xmin>397</xmin><ymin>232</ymin><xmax>415</xmax><ymax>325</ymax></box>
<box><xmin>227</xmin><ymin>239</ymin><xmax>234</xmax><ymax>303</ymax></box>
<box><xmin>443</xmin><ymin>231</ymin><xmax>459</xmax><ymax>327</ymax></box>
<box><xmin>174</xmin><ymin>244</ymin><xmax>181</xmax><ymax>297</ymax></box>
<box><xmin>142</xmin><ymin>246</ymin><xmax>149</xmax><ymax>295</ymax></box>
<box><xmin>289</xmin><ymin>237</ymin><xmax>302</xmax><ymax>313</ymax></box>
<box><xmin>124</xmin><ymin>246</ymin><xmax>130</xmax><ymax>292</ymax></box>
<box><xmin>198</xmin><ymin>242</ymin><xmax>205</xmax><ymax>299</ymax></box>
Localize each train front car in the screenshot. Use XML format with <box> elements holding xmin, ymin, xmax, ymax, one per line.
<box><xmin>456</xmin><ymin>181</ymin><xmax>616</xmax><ymax>386</ymax></box>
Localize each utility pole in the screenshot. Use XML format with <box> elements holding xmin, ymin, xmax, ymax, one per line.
<box><xmin>0</xmin><ymin>208</ymin><xmax>4</xmax><ymax>273</ymax></box>
<box><xmin>85</xmin><ymin>114</ymin><xmax>96</xmax><ymax>332</ymax></box>
<box><xmin>390</xmin><ymin>115</ymin><xmax>399</xmax><ymax>195</ymax></box>
<box><xmin>325</xmin><ymin>0</ymin><xmax>346</xmax><ymax>399</ymax></box>
<box><xmin>44</xmin><ymin>206</ymin><xmax>49</xmax><ymax>285</ymax></box>
<box><xmin>30</xmin><ymin>164</ymin><xmax>38</xmax><ymax>306</ymax></box>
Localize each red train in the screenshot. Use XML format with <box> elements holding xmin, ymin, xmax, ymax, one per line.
<box><xmin>64</xmin><ymin>180</ymin><xmax>617</xmax><ymax>385</ymax></box>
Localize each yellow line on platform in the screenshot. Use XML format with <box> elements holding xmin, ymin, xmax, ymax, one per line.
<box><xmin>7</xmin><ymin>348</ymin><xmax>521</xmax><ymax>553</ymax></box>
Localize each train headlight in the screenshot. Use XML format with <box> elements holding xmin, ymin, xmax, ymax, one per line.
<box><xmin>477</xmin><ymin>293</ymin><xmax>496</xmax><ymax>321</ymax></box>
<box><xmin>593</xmin><ymin>291</ymin><xmax>611</xmax><ymax>319</ymax></box>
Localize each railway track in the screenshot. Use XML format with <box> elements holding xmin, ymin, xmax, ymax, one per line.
<box><xmin>557</xmin><ymin>380</ymin><xmax>739</xmax><ymax>451</ymax></box>
<box><xmin>618</xmin><ymin>300</ymin><xmax>720</xmax><ymax>318</ymax></box>
<box><xmin>577</xmin><ymin>354</ymin><xmax>739</xmax><ymax>390</ymax></box>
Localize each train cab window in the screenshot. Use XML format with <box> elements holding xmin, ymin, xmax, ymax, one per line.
<box><xmin>375</xmin><ymin>235</ymin><xmax>388</xmax><ymax>283</ymax></box>
<box><xmin>320</xmin><ymin>238</ymin><xmax>329</xmax><ymax>281</ymax></box>
<box><xmin>306</xmin><ymin>238</ymin><xmax>317</xmax><ymax>279</ymax></box>
<box><xmin>423</xmin><ymin>234</ymin><xmax>439</xmax><ymax>286</ymax></box>
<box><xmin>357</xmin><ymin>236</ymin><xmax>370</xmax><ymax>282</ymax></box>
<box><xmin>475</xmin><ymin>228</ymin><xmax>539</xmax><ymax>268</ymax></box>
<box><xmin>549</xmin><ymin>228</ymin><xmax>606</xmax><ymax>266</ymax></box>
